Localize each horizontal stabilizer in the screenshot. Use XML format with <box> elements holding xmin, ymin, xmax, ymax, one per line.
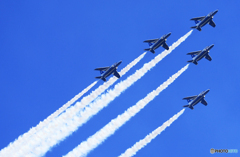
<box><xmin>190</xmin><ymin>16</ymin><xmax>205</xmax><ymax>21</ymax></box>
<box><xmin>96</xmin><ymin>76</ymin><xmax>106</xmax><ymax>82</ymax></box>
<box><xmin>191</xmin><ymin>26</ymin><xmax>201</xmax><ymax>31</ymax></box>
<box><xmin>183</xmin><ymin>95</ymin><xmax>198</xmax><ymax>100</ymax></box>
<box><xmin>183</xmin><ymin>105</ymin><xmax>194</xmax><ymax>110</ymax></box>
<box><xmin>197</xmin><ymin>27</ymin><xmax>202</xmax><ymax>31</ymax></box>
<box><xmin>95</xmin><ymin>67</ymin><xmax>109</xmax><ymax>71</ymax></box>
<box><xmin>144</xmin><ymin>48</ymin><xmax>150</xmax><ymax>51</ymax></box>
<box><xmin>151</xmin><ymin>50</ymin><xmax>155</xmax><ymax>54</ymax></box>
<box><xmin>95</xmin><ymin>76</ymin><xmax>102</xmax><ymax>79</ymax></box>
<box><xmin>144</xmin><ymin>48</ymin><xmax>155</xmax><ymax>54</ymax></box>
<box><xmin>143</xmin><ymin>39</ymin><xmax>158</xmax><ymax>43</ymax></box>
<box><xmin>187</xmin><ymin>51</ymin><xmax>201</xmax><ymax>55</ymax></box>
<box><xmin>102</xmin><ymin>78</ymin><xmax>106</xmax><ymax>82</ymax></box>
<box><xmin>187</xmin><ymin>60</ymin><xmax>193</xmax><ymax>63</ymax></box>
<box><xmin>187</xmin><ymin>60</ymin><xmax>198</xmax><ymax>65</ymax></box>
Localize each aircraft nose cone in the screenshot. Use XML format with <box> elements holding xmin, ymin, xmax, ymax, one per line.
<box><xmin>204</xmin><ymin>89</ymin><xmax>210</xmax><ymax>94</ymax></box>
<box><xmin>116</xmin><ymin>60</ymin><xmax>122</xmax><ymax>66</ymax></box>
<box><xmin>213</xmin><ymin>10</ymin><xmax>218</xmax><ymax>15</ymax></box>
<box><xmin>164</xmin><ymin>32</ymin><xmax>171</xmax><ymax>39</ymax></box>
<box><xmin>209</xmin><ymin>44</ymin><xmax>214</xmax><ymax>49</ymax></box>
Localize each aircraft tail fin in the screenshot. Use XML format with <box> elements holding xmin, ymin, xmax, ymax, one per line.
<box><xmin>194</xmin><ymin>20</ymin><xmax>200</xmax><ymax>24</ymax></box>
<box><xmin>187</xmin><ymin>60</ymin><xmax>198</xmax><ymax>65</ymax></box>
<box><xmin>183</xmin><ymin>105</ymin><xmax>194</xmax><ymax>110</ymax></box>
<box><xmin>191</xmin><ymin>54</ymin><xmax>196</xmax><ymax>58</ymax></box>
<box><xmin>148</xmin><ymin>43</ymin><xmax>153</xmax><ymax>46</ymax></box>
<box><xmin>144</xmin><ymin>48</ymin><xmax>155</xmax><ymax>54</ymax></box>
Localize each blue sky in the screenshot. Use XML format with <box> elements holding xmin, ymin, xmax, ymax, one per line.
<box><xmin>0</xmin><ymin>0</ymin><xmax>239</xmax><ymax>156</ymax></box>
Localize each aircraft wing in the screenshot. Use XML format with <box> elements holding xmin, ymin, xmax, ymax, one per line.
<box><xmin>94</xmin><ymin>67</ymin><xmax>109</xmax><ymax>71</ymax></box>
<box><xmin>205</xmin><ymin>54</ymin><xmax>212</xmax><ymax>61</ymax></box>
<box><xmin>143</xmin><ymin>39</ymin><xmax>158</xmax><ymax>43</ymax></box>
<box><xmin>187</xmin><ymin>51</ymin><xmax>202</xmax><ymax>55</ymax></box>
<box><xmin>209</xmin><ymin>20</ymin><xmax>216</xmax><ymax>27</ymax></box>
<box><xmin>201</xmin><ymin>99</ymin><xmax>208</xmax><ymax>106</ymax></box>
<box><xmin>190</xmin><ymin>16</ymin><xmax>205</xmax><ymax>21</ymax></box>
<box><xmin>113</xmin><ymin>71</ymin><xmax>120</xmax><ymax>78</ymax></box>
<box><xmin>162</xmin><ymin>42</ymin><xmax>169</xmax><ymax>50</ymax></box>
<box><xmin>183</xmin><ymin>95</ymin><xmax>198</xmax><ymax>100</ymax></box>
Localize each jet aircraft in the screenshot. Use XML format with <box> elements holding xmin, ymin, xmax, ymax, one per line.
<box><xmin>183</xmin><ymin>89</ymin><xmax>210</xmax><ymax>110</ymax></box>
<box><xmin>187</xmin><ymin>44</ymin><xmax>214</xmax><ymax>65</ymax></box>
<box><xmin>190</xmin><ymin>10</ymin><xmax>218</xmax><ymax>31</ymax></box>
<box><xmin>95</xmin><ymin>61</ymin><xmax>122</xmax><ymax>82</ymax></box>
<box><xmin>143</xmin><ymin>32</ymin><xmax>171</xmax><ymax>54</ymax></box>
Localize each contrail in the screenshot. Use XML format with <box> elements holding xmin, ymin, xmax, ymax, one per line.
<box><xmin>0</xmin><ymin>80</ymin><xmax>97</xmax><ymax>157</ymax></box>
<box><xmin>20</xmin><ymin>31</ymin><xmax>192</xmax><ymax>157</ymax></box>
<box><xmin>64</xmin><ymin>64</ymin><xmax>189</xmax><ymax>157</ymax></box>
<box><xmin>119</xmin><ymin>109</ymin><xmax>185</xmax><ymax>157</ymax></box>
<box><xmin>9</xmin><ymin>52</ymin><xmax>147</xmax><ymax>157</ymax></box>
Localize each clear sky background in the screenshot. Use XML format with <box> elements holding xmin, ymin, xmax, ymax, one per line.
<box><xmin>0</xmin><ymin>0</ymin><xmax>239</xmax><ymax>157</ymax></box>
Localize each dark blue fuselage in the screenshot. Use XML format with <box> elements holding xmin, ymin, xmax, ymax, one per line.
<box><xmin>101</xmin><ymin>66</ymin><xmax>116</xmax><ymax>78</ymax></box>
<box><xmin>196</xmin><ymin>15</ymin><xmax>212</xmax><ymax>28</ymax></box>
<box><xmin>150</xmin><ymin>39</ymin><xmax>165</xmax><ymax>51</ymax></box>
<box><xmin>191</xmin><ymin>44</ymin><xmax>214</xmax><ymax>64</ymax></box>
<box><xmin>149</xmin><ymin>33</ymin><xmax>171</xmax><ymax>51</ymax></box>
<box><xmin>192</xmin><ymin>49</ymin><xmax>209</xmax><ymax>62</ymax></box>
<box><xmin>195</xmin><ymin>10</ymin><xmax>218</xmax><ymax>30</ymax></box>
<box><xmin>99</xmin><ymin>61</ymin><xmax>122</xmax><ymax>81</ymax></box>
<box><xmin>188</xmin><ymin>89</ymin><xmax>210</xmax><ymax>108</ymax></box>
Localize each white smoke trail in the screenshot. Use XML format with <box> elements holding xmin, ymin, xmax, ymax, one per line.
<box><xmin>64</xmin><ymin>64</ymin><xmax>189</xmax><ymax>157</ymax></box>
<box><xmin>119</xmin><ymin>109</ymin><xmax>185</xmax><ymax>157</ymax></box>
<box><xmin>9</xmin><ymin>52</ymin><xmax>146</xmax><ymax>157</ymax></box>
<box><xmin>0</xmin><ymin>80</ymin><xmax>97</xmax><ymax>157</ymax></box>
<box><xmin>20</xmin><ymin>31</ymin><xmax>192</xmax><ymax>157</ymax></box>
